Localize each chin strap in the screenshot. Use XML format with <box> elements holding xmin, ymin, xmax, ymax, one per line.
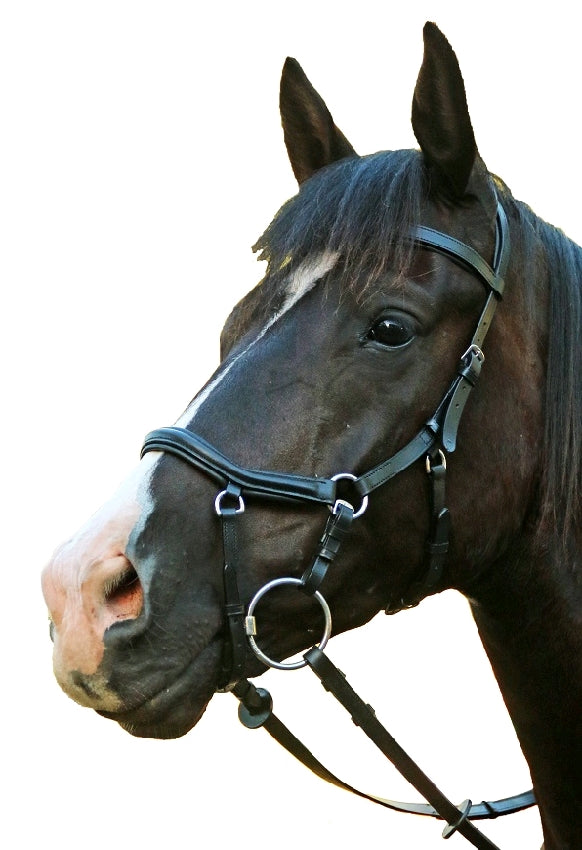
<box><xmin>233</xmin><ymin>651</ymin><xmax>535</xmax><ymax>850</ymax></box>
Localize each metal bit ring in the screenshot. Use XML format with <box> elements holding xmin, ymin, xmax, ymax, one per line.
<box><xmin>245</xmin><ymin>577</ymin><xmax>332</xmax><ymax>670</ymax></box>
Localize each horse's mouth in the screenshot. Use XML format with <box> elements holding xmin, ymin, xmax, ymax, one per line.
<box><xmin>95</xmin><ymin>609</ymin><xmax>298</xmax><ymax>738</ymax></box>
<box><xmin>98</xmin><ymin>637</ymin><xmax>224</xmax><ymax>739</ymax></box>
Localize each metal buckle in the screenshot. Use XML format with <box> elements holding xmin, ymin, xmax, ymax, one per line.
<box><xmin>461</xmin><ymin>343</ymin><xmax>485</xmax><ymax>364</ymax></box>
<box><xmin>425</xmin><ymin>449</ymin><xmax>447</xmax><ymax>474</ymax></box>
<box><xmin>244</xmin><ymin>577</ymin><xmax>332</xmax><ymax>670</ymax></box>
<box><xmin>330</xmin><ymin>473</ymin><xmax>368</xmax><ymax>519</ymax></box>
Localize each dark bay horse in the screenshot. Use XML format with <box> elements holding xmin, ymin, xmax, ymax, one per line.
<box><xmin>42</xmin><ymin>23</ymin><xmax>581</xmax><ymax>849</ymax></box>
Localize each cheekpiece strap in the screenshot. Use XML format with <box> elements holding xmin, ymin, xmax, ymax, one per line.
<box><xmin>216</xmin><ymin>482</ymin><xmax>247</xmax><ymax>692</ymax></box>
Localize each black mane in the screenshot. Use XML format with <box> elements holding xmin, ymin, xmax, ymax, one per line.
<box><xmin>525</xmin><ymin>204</ymin><xmax>582</xmax><ymax>542</ymax></box>
<box><xmin>254</xmin><ymin>150</ymin><xmax>426</xmax><ymax>290</ymax></box>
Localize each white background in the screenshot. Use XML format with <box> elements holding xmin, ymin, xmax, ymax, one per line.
<box><xmin>3</xmin><ymin>2</ymin><xmax>580</xmax><ymax>848</ymax></box>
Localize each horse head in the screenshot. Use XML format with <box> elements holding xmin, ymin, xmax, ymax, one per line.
<box><xmin>42</xmin><ymin>23</ymin><xmax>545</xmax><ymax>744</ymax></box>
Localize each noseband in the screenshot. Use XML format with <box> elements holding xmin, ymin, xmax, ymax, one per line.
<box><xmin>141</xmin><ymin>200</ymin><xmax>536</xmax><ymax>847</ymax></box>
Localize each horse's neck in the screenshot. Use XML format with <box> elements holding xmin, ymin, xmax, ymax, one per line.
<box><xmin>469</xmin><ymin>538</ymin><xmax>582</xmax><ymax>849</ymax></box>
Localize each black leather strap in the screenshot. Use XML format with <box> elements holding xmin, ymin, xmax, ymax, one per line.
<box><xmin>438</xmin><ymin>293</ymin><xmax>498</xmax><ymax>453</ymax></box>
<box><xmin>305</xmin><ymin>648</ymin><xmax>508</xmax><ymax>849</ymax></box>
<box><xmin>409</xmin><ymin>200</ymin><xmax>509</xmax><ymax>296</ymax></box>
<box><xmin>142</xmin><ymin>427</ymin><xmax>336</xmax><ymax>506</ymax></box>
<box><xmin>409</xmin><ymin>226</ymin><xmax>505</xmax><ymax>296</ymax></box>
<box><xmin>386</xmin><ymin>448</ymin><xmax>450</xmax><ymax>613</ymax></box>
<box><xmin>217</xmin><ymin>483</ymin><xmax>248</xmax><ymax>692</ymax></box>
<box><xmin>412</xmin><ymin>201</ymin><xmax>509</xmax><ymax>454</ymax></box>
<box><xmin>423</xmin><ymin>451</ymin><xmax>450</xmax><ymax>591</ymax></box>
<box><xmin>380</xmin><ymin>791</ymin><xmax>537</xmax><ymax>820</ymax></box>
<box><xmin>301</xmin><ymin>502</ymin><xmax>354</xmax><ymax>595</ymax></box>
<box><xmin>355</xmin><ymin>426</ymin><xmax>436</xmax><ymax>497</ymax></box>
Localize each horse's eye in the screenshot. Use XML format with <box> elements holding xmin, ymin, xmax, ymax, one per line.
<box><xmin>367</xmin><ymin>317</ymin><xmax>414</xmax><ymax>348</ymax></box>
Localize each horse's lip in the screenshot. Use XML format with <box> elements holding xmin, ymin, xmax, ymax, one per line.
<box><xmin>97</xmin><ymin>638</ymin><xmax>223</xmax><ymax>738</ymax></box>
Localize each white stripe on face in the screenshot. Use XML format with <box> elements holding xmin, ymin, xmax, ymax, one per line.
<box><xmin>42</xmin><ymin>450</ymin><xmax>160</xmax><ymax>695</ymax></box>
<box><xmin>176</xmin><ymin>251</ymin><xmax>338</xmax><ymax>429</ymax></box>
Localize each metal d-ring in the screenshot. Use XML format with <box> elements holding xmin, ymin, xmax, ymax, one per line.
<box><xmin>244</xmin><ymin>577</ymin><xmax>332</xmax><ymax>670</ymax></box>
<box><xmin>330</xmin><ymin>473</ymin><xmax>368</xmax><ymax>519</ymax></box>
<box><xmin>214</xmin><ymin>488</ymin><xmax>245</xmax><ymax>516</ymax></box>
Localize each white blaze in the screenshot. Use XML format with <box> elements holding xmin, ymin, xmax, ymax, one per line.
<box><xmin>176</xmin><ymin>251</ymin><xmax>338</xmax><ymax>428</ymax></box>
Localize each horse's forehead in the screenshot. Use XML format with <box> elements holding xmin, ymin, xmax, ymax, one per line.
<box><xmin>178</xmin><ymin>251</ymin><xmax>339</xmax><ymax>430</ymax></box>
<box><xmin>282</xmin><ymin>251</ymin><xmax>339</xmax><ymax>309</ymax></box>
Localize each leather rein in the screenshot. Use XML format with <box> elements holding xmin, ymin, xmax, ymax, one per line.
<box><xmin>141</xmin><ymin>199</ymin><xmax>536</xmax><ymax>848</ymax></box>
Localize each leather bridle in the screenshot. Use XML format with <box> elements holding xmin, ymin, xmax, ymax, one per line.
<box><xmin>141</xmin><ymin>199</ymin><xmax>536</xmax><ymax>847</ymax></box>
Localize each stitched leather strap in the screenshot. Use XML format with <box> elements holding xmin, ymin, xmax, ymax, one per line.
<box><xmin>386</xmin><ymin>448</ymin><xmax>450</xmax><ymax>613</ymax></box>
<box><xmin>217</xmin><ymin>483</ymin><xmax>248</xmax><ymax>692</ymax></box>
<box><xmin>305</xmin><ymin>648</ymin><xmax>513</xmax><ymax>849</ymax></box>
<box><xmin>301</xmin><ymin>502</ymin><xmax>354</xmax><ymax>595</ymax></box>
<box><xmin>142</xmin><ymin>426</ymin><xmax>336</xmax><ymax>506</ymax></box>
<box><xmin>413</xmin><ymin>201</ymin><xmax>509</xmax><ymax>453</ymax></box>
<box><xmin>355</xmin><ymin>426</ymin><xmax>436</xmax><ymax>497</ymax></box>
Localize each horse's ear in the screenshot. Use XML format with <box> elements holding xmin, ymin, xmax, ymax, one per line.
<box><xmin>280</xmin><ymin>57</ymin><xmax>357</xmax><ymax>185</ymax></box>
<box><xmin>412</xmin><ymin>23</ymin><xmax>478</xmax><ymax>199</ymax></box>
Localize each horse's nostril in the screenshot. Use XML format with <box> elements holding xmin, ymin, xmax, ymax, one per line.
<box><xmin>103</xmin><ymin>564</ymin><xmax>143</xmax><ymax>622</ymax></box>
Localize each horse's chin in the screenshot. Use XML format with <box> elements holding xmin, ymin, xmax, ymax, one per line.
<box><xmin>98</xmin><ymin>696</ymin><xmax>214</xmax><ymax>740</ymax></box>
<box><xmin>97</xmin><ymin>638</ymin><xmax>222</xmax><ymax>739</ymax></box>
<box><xmin>115</xmin><ymin>703</ymin><xmax>210</xmax><ymax>740</ymax></box>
